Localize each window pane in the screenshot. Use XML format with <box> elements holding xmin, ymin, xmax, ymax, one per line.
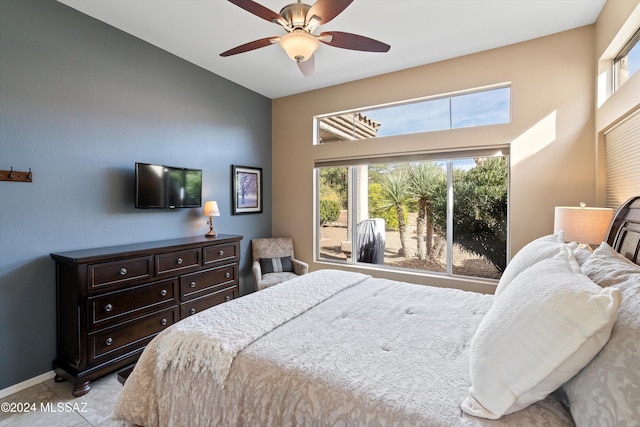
<box><xmin>369</xmin><ymin>162</ymin><xmax>447</xmax><ymax>273</ymax></box>
<box><xmin>315</xmin><ymin>85</ymin><xmax>511</xmax><ymax>144</ymax></box>
<box><xmin>363</xmin><ymin>99</ymin><xmax>451</xmax><ymax>137</ymax></box>
<box><xmin>351</xmin><ymin>162</ymin><xmax>447</xmax><ymax>273</ymax></box>
<box><xmin>451</xmin><ymin>87</ymin><xmax>510</xmax><ymax>128</ymax></box>
<box><xmin>316</xmin><ymin>156</ymin><xmax>508</xmax><ymax>281</ymax></box>
<box><xmin>318</xmin><ymin>166</ymin><xmax>351</xmax><ymax>262</ymax></box>
<box><xmin>451</xmin><ymin>157</ymin><xmax>508</xmax><ymax>279</ymax></box>
<box><xmin>626</xmin><ymin>41</ymin><xmax>640</xmax><ymax>80</ymax></box>
<box><xmin>615</xmin><ymin>27</ymin><xmax>640</xmax><ymax>90</ymax></box>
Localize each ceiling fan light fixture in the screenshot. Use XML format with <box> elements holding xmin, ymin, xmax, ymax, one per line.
<box><xmin>279</xmin><ymin>30</ymin><xmax>319</xmax><ymax>62</ymax></box>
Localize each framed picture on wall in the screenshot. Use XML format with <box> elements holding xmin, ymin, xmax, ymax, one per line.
<box><xmin>232</xmin><ymin>165</ymin><xmax>262</xmax><ymax>215</ymax></box>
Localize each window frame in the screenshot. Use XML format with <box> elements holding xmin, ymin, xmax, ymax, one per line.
<box><xmin>613</xmin><ymin>26</ymin><xmax>640</xmax><ymax>92</ymax></box>
<box><xmin>314</xmin><ymin>84</ymin><xmax>511</xmax><ymax>145</ymax></box>
<box><xmin>314</xmin><ymin>148</ymin><xmax>510</xmax><ymax>281</ymax></box>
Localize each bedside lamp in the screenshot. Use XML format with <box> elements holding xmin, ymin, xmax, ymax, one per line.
<box><xmin>203</xmin><ymin>201</ymin><xmax>220</xmax><ymax>237</ymax></box>
<box><xmin>554</xmin><ymin>202</ymin><xmax>614</xmax><ymax>248</ymax></box>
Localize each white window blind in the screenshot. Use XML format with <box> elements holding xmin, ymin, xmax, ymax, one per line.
<box><xmin>605</xmin><ymin>107</ymin><xmax>640</xmax><ymax>209</ymax></box>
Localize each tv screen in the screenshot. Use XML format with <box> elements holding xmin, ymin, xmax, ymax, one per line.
<box><xmin>135</xmin><ymin>163</ymin><xmax>202</xmax><ymax>209</ymax></box>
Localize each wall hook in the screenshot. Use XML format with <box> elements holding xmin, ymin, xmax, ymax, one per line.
<box><xmin>1</xmin><ymin>166</ymin><xmax>33</xmax><ymax>183</ymax></box>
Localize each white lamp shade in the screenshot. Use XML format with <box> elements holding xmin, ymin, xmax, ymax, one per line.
<box><xmin>203</xmin><ymin>201</ymin><xmax>220</xmax><ymax>217</ymax></box>
<box><xmin>279</xmin><ymin>30</ymin><xmax>319</xmax><ymax>62</ymax></box>
<box><xmin>554</xmin><ymin>205</ymin><xmax>614</xmax><ymax>245</ymax></box>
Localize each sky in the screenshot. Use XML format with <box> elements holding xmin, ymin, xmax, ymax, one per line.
<box><xmin>362</xmin><ymin>87</ymin><xmax>510</xmax><ymax>138</ymax></box>
<box><xmin>627</xmin><ymin>42</ymin><xmax>640</xmax><ymax>78</ymax></box>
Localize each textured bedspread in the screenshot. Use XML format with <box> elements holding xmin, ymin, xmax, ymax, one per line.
<box><xmin>114</xmin><ymin>271</ymin><xmax>574</xmax><ymax>427</ymax></box>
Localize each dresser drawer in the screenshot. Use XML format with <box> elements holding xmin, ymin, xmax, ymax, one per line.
<box><xmin>155</xmin><ymin>248</ymin><xmax>200</xmax><ymax>275</ymax></box>
<box><xmin>88</xmin><ymin>257</ymin><xmax>152</xmax><ymax>290</ymax></box>
<box><xmin>88</xmin><ymin>278</ymin><xmax>178</xmax><ymax>328</ymax></box>
<box><xmin>89</xmin><ymin>307</ymin><xmax>179</xmax><ymax>363</ymax></box>
<box><xmin>180</xmin><ymin>264</ymin><xmax>236</xmax><ymax>300</ymax></box>
<box><xmin>203</xmin><ymin>242</ymin><xmax>238</xmax><ymax>265</ymax></box>
<box><xmin>181</xmin><ymin>287</ymin><xmax>236</xmax><ymax>318</ymax></box>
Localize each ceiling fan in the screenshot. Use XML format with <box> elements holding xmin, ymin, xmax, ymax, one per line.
<box><xmin>220</xmin><ymin>0</ymin><xmax>391</xmax><ymax>77</ymax></box>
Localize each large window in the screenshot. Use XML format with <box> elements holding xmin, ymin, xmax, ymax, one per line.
<box><xmin>315</xmin><ymin>85</ymin><xmax>511</xmax><ymax>280</ymax></box>
<box><xmin>316</xmin><ymin>152</ymin><xmax>508</xmax><ymax>280</ymax></box>
<box><xmin>316</xmin><ymin>86</ymin><xmax>510</xmax><ymax>143</ymax></box>
<box><xmin>614</xmin><ymin>27</ymin><xmax>640</xmax><ymax>91</ymax></box>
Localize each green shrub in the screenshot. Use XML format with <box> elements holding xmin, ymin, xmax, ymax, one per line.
<box><xmin>320</xmin><ymin>199</ymin><xmax>341</xmax><ymax>225</ymax></box>
<box><xmin>372</xmin><ymin>205</ymin><xmax>408</xmax><ymax>231</ymax></box>
<box><xmin>368</xmin><ymin>183</ymin><xmax>408</xmax><ymax>230</ymax></box>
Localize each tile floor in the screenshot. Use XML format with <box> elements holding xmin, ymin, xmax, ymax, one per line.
<box><xmin>0</xmin><ymin>373</ymin><xmax>126</xmax><ymax>427</ymax></box>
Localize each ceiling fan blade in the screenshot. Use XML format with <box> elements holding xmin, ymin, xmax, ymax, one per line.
<box><xmin>306</xmin><ymin>0</ymin><xmax>353</xmax><ymax>25</ymax></box>
<box><xmin>298</xmin><ymin>55</ymin><xmax>315</xmax><ymax>77</ymax></box>
<box><xmin>220</xmin><ymin>37</ymin><xmax>278</xmax><ymax>57</ymax></box>
<box><xmin>227</xmin><ymin>0</ymin><xmax>280</xmax><ymax>23</ymax></box>
<box><xmin>319</xmin><ymin>31</ymin><xmax>390</xmax><ymax>52</ymax></box>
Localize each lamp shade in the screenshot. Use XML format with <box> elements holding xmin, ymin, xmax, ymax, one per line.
<box><xmin>279</xmin><ymin>30</ymin><xmax>319</xmax><ymax>62</ymax></box>
<box><xmin>554</xmin><ymin>204</ymin><xmax>614</xmax><ymax>245</ymax></box>
<box><xmin>202</xmin><ymin>201</ymin><xmax>220</xmax><ymax>217</ymax></box>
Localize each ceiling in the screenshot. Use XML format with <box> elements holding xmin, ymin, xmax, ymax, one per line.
<box><xmin>57</xmin><ymin>0</ymin><xmax>606</xmax><ymax>99</ymax></box>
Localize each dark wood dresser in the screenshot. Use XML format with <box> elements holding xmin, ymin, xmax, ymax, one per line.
<box><xmin>50</xmin><ymin>234</ymin><xmax>243</xmax><ymax>396</ymax></box>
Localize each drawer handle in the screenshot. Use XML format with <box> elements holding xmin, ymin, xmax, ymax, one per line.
<box><xmin>161</xmin><ymin>318</ymin><xmax>167</xmax><ymax>326</ymax></box>
<box><xmin>105</xmin><ymin>338</ymin><xmax>113</xmax><ymax>346</ymax></box>
<box><xmin>218</xmin><ymin>250</ymin><xmax>224</xmax><ymax>256</ymax></box>
<box><xmin>160</xmin><ymin>289</ymin><xmax>167</xmax><ymax>297</ymax></box>
<box><xmin>177</xmin><ymin>258</ymin><xmax>183</xmax><ymax>265</ymax></box>
<box><xmin>104</xmin><ymin>304</ymin><xmax>113</xmax><ymax>312</ymax></box>
<box><xmin>225</xmin><ymin>272</ymin><xmax>231</xmax><ymax>278</ymax></box>
<box><xmin>225</xmin><ymin>296</ymin><xmax>231</xmax><ymax>302</ymax></box>
<box><xmin>190</xmin><ymin>281</ymin><xmax>196</xmax><ymax>288</ymax></box>
<box><xmin>190</xmin><ymin>308</ymin><xmax>196</xmax><ymax>315</ymax></box>
<box><xmin>119</xmin><ymin>268</ymin><xmax>127</xmax><ymax>276</ymax></box>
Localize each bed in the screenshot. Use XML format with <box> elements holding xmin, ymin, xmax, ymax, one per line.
<box><xmin>113</xmin><ymin>197</ymin><xmax>640</xmax><ymax>426</ymax></box>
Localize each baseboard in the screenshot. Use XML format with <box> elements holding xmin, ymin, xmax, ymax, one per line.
<box><xmin>0</xmin><ymin>371</ymin><xmax>56</xmax><ymax>399</ymax></box>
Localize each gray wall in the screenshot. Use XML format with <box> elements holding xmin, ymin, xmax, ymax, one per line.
<box><xmin>0</xmin><ymin>0</ymin><xmax>272</xmax><ymax>389</ymax></box>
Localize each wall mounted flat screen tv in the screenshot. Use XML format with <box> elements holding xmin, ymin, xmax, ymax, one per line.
<box><xmin>135</xmin><ymin>162</ymin><xmax>202</xmax><ymax>209</ymax></box>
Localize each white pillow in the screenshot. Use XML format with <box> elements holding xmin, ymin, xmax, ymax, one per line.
<box><xmin>495</xmin><ymin>232</ymin><xmax>574</xmax><ymax>298</ymax></box>
<box><xmin>564</xmin><ymin>242</ymin><xmax>640</xmax><ymax>426</ymax></box>
<box><xmin>580</xmin><ymin>241</ymin><xmax>640</xmax><ymax>285</ymax></box>
<box><xmin>462</xmin><ymin>246</ymin><xmax>621</xmax><ymax>419</ymax></box>
<box><xmin>572</xmin><ymin>245</ymin><xmax>592</xmax><ymax>266</ymax></box>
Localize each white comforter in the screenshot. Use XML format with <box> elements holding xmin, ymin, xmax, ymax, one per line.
<box><xmin>114</xmin><ymin>270</ymin><xmax>574</xmax><ymax>426</ymax></box>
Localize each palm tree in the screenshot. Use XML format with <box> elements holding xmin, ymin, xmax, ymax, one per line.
<box><xmin>409</xmin><ymin>163</ymin><xmax>444</xmax><ymax>259</ymax></box>
<box><xmin>380</xmin><ymin>172</ymin><xmax>413</xmax><ymax>257</ymax></box>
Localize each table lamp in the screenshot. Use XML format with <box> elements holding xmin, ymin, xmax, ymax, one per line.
<box><xmin>203</xmin><ymin>201</ymin><xmax>220</xmax><ymax>237</ymax></box>
<box><xmin>554</xmin><ymin>202</ymin><xmax>614</xmax><ymax>248</ymax></box>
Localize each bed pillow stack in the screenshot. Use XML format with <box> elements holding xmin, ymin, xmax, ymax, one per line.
<box><xmin>563</xmin><ymin>242</ymin><xmax>640</xmax><ymax>426</ymax></box>
<box><xmin>461</xmin><ymin>246</ymin><xmax>621</xmax><ymax>419</ymax></box>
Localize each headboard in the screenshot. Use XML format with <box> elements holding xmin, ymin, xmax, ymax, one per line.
<box><xmin>606</xmin><ymin>196</ymin><xmax>640</xmax><ymax>265</ymax></box>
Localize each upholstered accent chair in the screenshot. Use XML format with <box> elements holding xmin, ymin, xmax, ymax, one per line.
<box><xmin>251</xmin><ymin>237</ymin><xmax>309</xmax><ymax>291</ymax></box>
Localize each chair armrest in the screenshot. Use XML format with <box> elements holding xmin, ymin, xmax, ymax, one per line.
<box><xmin>291</xmin><ymin>258</ymin><xmax>309</xmax><ymax>275</ymax></box>
<box><xmin>252</xmin><ymin>261</ymin><xmax>263</xmax><ymax>283</ymax></box>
